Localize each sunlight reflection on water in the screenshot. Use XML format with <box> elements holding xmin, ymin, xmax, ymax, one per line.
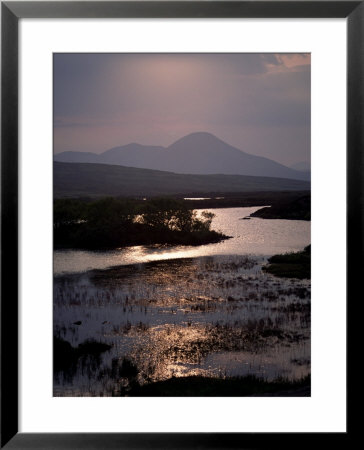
<box><xmin>54</xmin><ymin>255</ymin><xmax>311</xmax><ymax>396</ymax></box>
<box><xmin>54</xmin><ymin>207</ymin><xmax>310</xmax><ymax>275</ymax></box>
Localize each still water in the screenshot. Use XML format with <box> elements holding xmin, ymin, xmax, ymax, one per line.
<box><xmin>54</xmin><ymin>206</ymin><xmax>311</xmax><ymax>396</ymax></box>
<box><xmin>54</xmin><ymin>207</ymin><xmax>310</xmax><ymax>275</ymax></box>
<box><xmin>54</xmin><ymin>255</ymin><xmax>311</xmax><ymax>396</ymax></box>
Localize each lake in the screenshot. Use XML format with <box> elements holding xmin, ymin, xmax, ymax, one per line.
<box><xmin>54</xmin><ymin>207</ymin><xmax>310</xmax><ymax>275</ymax></box>
<box><xmin>54</xmin><ymin>206</ymin><xmax>311</xmax><ymax>396</ymax></box>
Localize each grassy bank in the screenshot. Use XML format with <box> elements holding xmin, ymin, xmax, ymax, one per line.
<box><xmin>263</xmin><ymin>245</ymin><xmax>311</xmax><ymax>279</ymax></box>
<box><xmin>250</xmin><ymin>194</ymin><xmax>310</xmax><ymax>220</ymax></box>
<box><xmin>126</xmin><ymin>374</ymin><xmax>311</xmax><ymax>397</ymax></box>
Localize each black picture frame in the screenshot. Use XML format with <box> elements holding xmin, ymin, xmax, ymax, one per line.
<box><xmin>1</xmin><ymin>1</ymin><xmax>360</xmax><ymax>448</ymax></box>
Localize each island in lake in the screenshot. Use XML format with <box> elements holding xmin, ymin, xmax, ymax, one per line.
<box><xmin>54</xmin><ymin>186</ymin><xmax>311</xmax><ymax>397</ymax></box>
<box><xmin>53</xmin><ymin>53</ymin><xmax>311</xmax><ymax>397</ymax></box>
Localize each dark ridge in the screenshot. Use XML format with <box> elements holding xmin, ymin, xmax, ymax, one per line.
<box><xmin>54</xmin><ymin>161</ymin><xmax>310</xmax><ymax>199</ymax></box>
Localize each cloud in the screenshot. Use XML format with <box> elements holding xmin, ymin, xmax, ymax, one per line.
<box><xmin>54</xmin><ymin>53</ymin><xmax>310</xmax><ymax>165</ymax></box>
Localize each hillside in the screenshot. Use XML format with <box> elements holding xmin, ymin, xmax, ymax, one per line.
<box><xmin>54</xmin><ymin>161</ymin><xmax>310</xmax><ymax>198</ymax></box>
<box><xmin>54</xmin><ymin>132</ymin><xmax>309</xmax><ymax>181</ymax></box>
<box><xmin>290</xmin><ymin>161</ymin><xmax>311</xmax><ymax>172</ymax></box>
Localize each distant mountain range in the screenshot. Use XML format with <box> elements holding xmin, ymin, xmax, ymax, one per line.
<box><xmin>55</xmin><ymin>132</ymin><xmax>310</xmax><ymax>181</ymax></box>
<box><xmin>290</xmin><ymin>161</ymin><xmax>311</xmax><ymax>173</ymax></box>
<box><xmin>54</xmin><ymin>161</ymin><xmax>310</xmax><ymax>198</ymax></box>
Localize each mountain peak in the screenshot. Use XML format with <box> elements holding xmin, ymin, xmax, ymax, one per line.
<box><xmin>185</xmin><ymin>131</ymin><xmax>217</xmax><ymax>139</ymax></box>
<box><xmin>54</xmin><ymin>132</ymin><xmax>310</xmax><ymax>181</ymax></box>
<box><xmin>170</xmin><ymin>131</ymin><xmax>223</xmax><ymax>148</ymax></box>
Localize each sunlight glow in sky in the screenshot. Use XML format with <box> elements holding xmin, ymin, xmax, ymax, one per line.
<box><xmin>54</xmin><ymin>53</ymin><xmax>310</xmax><ymax>166</ymax></box>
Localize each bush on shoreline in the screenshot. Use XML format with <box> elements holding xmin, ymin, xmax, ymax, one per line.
<box><xmin>54</xmin><ymin>197</ymin><xmax>227</xmax><ymax>249</ymax></box>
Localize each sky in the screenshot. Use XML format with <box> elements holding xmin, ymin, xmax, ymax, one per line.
<box><xmin>54</xmin><ymin>53</ymin><xmax>310</xmax><ymax>167</ymax></box>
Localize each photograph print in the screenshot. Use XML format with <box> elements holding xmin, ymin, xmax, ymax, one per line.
<box><xmin>53</xmin><ymin>53</ymin><xmax>311</xmax><ymax>397</ymax></box>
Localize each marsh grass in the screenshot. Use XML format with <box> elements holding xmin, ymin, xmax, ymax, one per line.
<box><xmin>54</xmin><ymin>255</ymin><xmax>310</xmax><ymax>396</ymax></box>
<box><xmin>263</xmin><ymin>246</ymin><xmax>311</xmax><ymax>279</ymax></box>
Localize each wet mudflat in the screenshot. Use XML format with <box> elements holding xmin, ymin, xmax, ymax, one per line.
<box><xmin>54</xmin><ymin>255</ymin><xmax>310</xmax><ymax>396</ymax></box>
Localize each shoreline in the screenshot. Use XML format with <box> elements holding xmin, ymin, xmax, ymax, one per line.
<box><xmin>54</xmin><ymin>252</ymin><xmax>311</xmax><ymax>396</ymax></box>
<box><xmin>54</xmin><ymin>252</ymin><xmax>267</xmax><ymax>278</ymax></box>
<box><xmin>53</xmin><ymin>250</ymin><xmax>311</xmax><ymax>282</ymax></box>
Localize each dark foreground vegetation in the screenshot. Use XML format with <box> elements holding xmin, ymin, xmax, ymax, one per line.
<box><xmin>54</xmin><ymin>197</ymin><xmax>226</xmax><ymax>249</ymax></box>
<box><xmin>54</xmin><ymin>336</ymin><xmax>112</xmax><ymax>373</ymax></box>
<box><xmin>250</xmin><ymin>193</ymin><xmax>310</xmax><ymax>220</ymax></box>
<box><xmin>263</xmin><ymin>245</ymin><xmax>311</xmax><ymax>279</ymax></box>
<box><xmin>54</xmin><ymin>335</ymin><xmax>310</xmax><ymax>396</ymax></box>
<box><xmin>127</xmin><ymin>374</ymin><xmax>310</xmax><ymax>397</ymax></box>
<box><xmin>54</xmin><ymin>256</ymin><xmax>310</xmax><ymax>396</ymax></box>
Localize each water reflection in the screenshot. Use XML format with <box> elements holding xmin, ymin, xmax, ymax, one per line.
<box><xmin>54</xmin><ymin>207</ymin><xmax>310</xmax><ymax>275</ymax></box>
<box><xmin>54</xmin><ymin>255</ymin><xmax>310</xmax><ymax>396</ymax></box>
